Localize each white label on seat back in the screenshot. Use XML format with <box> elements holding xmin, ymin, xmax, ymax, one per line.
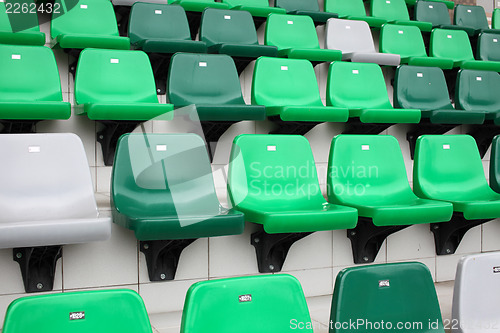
<box><xmin>361</xmin><ymin>145</ymin><xmax>370</xmax><ymax>150</ymax></box>
<box><xmin>287</xmin><ymin>20</ymin><xmax>293</xmax><ymax>24</ymax></box>
<box><xmin>447</xmin><ymin>35</ymin><xmax>452</xmax><ymax>38</ymax></box>
<box><xmin>267</xmin><ymin>145</ymin><xmax>277</xmax><ymax>151</ymax></box>
<box><xmin>239</xmin><ymin>294</ymin><xmax>252</xmax><ymax>302</ymax></box>
<box><xmin>379</xmin><ymin>280</ymin><xmax>390</xmax><ymax>287</ymax></box>
<box><xmin>477</xmin><ymin>76</ymin><xmax>482</xmax><ymax>81</ymax></box>
<box><xmin>398</xmin><ymin>30</ymin><xmax>404</xmax><ymax>34</ymax></box>
<box><xmin>155</xmin><ymin>10</ymin><xmax>162</xmax><ymax>14</ymax></box>
<box><xmin>80</xmin><ymin>4</ymin><xmax>87</xmax><ymax>8</ymax></box>
<box><xmin>156</xmin><ymin>145</ymin><xmax>167</xmax><ymax>151</ymax></box>
<box><xmin>494</xmin><ymin>39</ymin><xmax>498</xmax><ymax>43</ymax></box>
<box><xmin>224</xmin><ymin>15</ymin><xmax>231</xmax><ymax>19</ymax></box>
<box><xmin>28</xmin><ymin>146</ymin><xmax>40</xmax><ymax>153</ymax></box>
<box><xmin>429</xmin><ymin>5</ymin><xmax>433</xmax><ymax>8</ymax></box>
<box><xmin>493</xmin><ymin>266</ymin><xmax>500</xmax><ymax>273</ymax></box>
<box><xmin>11</xmin><ymin>54</ymin><xmax>20</xmax><ymax>60</ymax></box>
<box><xmin>417</xmin><ymin>73</ymin><xmax>423</xmax><ymax>77</ymax></box>
<box><xmin>69</xmin><ymin>312</ymin><xmax>85</xmax><ymax>320</ymax></box>
<box><xmin>386</xmin><ymin>0</ymin><xmax>390</xmax><ymax>3</ymax></box>
<box><xmin>467</xmin><ymin>9</ymin><xmax>472</xmax><ymax>13</ymax></box>
<box><xmin>443</xmin><ymin>144</ymin><xmax>450</xmax><ymax>150</ymax></box>
<box><xmin>110</xmin><ymin>58</ymin><xmax>119</xmax><ymax>63</ymax></box>
<box><xmin>199</xmin><ymin>62</ymin><xmax>207</xmax><ymax>67</ymax></box>
<box><xmin>281</xmin><ymin>66</ymin><xmax>288</xmax><ymax>70</ymax></box>
<box><xmin>346</xmin><ymin>25</ymin><xmax>351</xmax><ymax>29</ymax></box>
<box><xmin>352</xmin><ymin>70</ymin><xmax>359</xmax><ymax>74</ymax></box>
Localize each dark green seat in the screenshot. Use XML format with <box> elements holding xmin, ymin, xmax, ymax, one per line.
<box><xmin>2</xmin><ymin>290</ymin><xmax>151</xmax><ymax>333</ymax></box>
<box><xmin>222</xmin><ymin>0</ymin><xmax>286</xmax><ymax>17</ymax></box>
<box><xmin>371</xmin><ymin>0</ymin><xmax>433</xmax><ymax>32</ymax></box>
<box><xmin>324</xmin><ymin>0</ymin><xmax>387</xmax><ymax>28</ymax></box>
<box><xmin>50</xmin><ymin>0</ymin><xmax>129</xmax><ymax>50</ymax></box>
<box><xmin>167</xmin><ymin>0</ymin><xmax>229</xmax><ymax>12</ymax></box>
<box><xmin>380</xmin><ymin>24</ymin><xmax>453</xmax><ymax>69</ymax></box>
<box><xmin>274</xmin><ymin>0</ymin><xmax>338</xmax><ymax>24</ymax></box>
<box><xmin>430</xmin><ymin>29</ymin><xmax>500</xmax><ymax>71</ymax></box>
<box><xmin>129</xmin><ymin>3</ymin><xmax>206</xmax><ymax>54</ymax></box>
<box><xmin>454</xmin><ymin>4</ymin><xmax>500</xmax><ymax>36</ymax></box>
<box><xmin>0</xmin><ymin>0</ymin><xmax>45</xmax><ymax>46</ymax></box>
<box><xmin>112</xmin><ymin>133</ymin><xmax>244</xmax><ymax>280</ymax></box>
<box><xmin>181</xmin><ymin>275</ymin><xmax>311</xmax><ymax>333</ymax></box>
<box><xmin>406</xmin><ymin>0</ymin><xmax>454</xmax><ymax>9</ymax></box>
<box><xmin>265</xmin><ymin>13</ymin><xmax>341</xmax><ymax>62</ymax></box>
<box><xmin>331</xmin><ymin>262</ymin><xmax>445</xmax><ymax>333</ymax></box>
<box><xmin>414</xmin><ymin>0</ymin><xmax>459</xmax><ymax>30</ymax></box>
<box><xmin>478</xmin><ymin>32</ymin><xmax>500</xmax><ymax>62</ymax></box>
<box><xmin>490</xmin><ymin>135</ymin><xmax>500</xmax><ymax>193</ymax></box>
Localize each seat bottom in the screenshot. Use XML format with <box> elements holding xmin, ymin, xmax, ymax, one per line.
<box><xmin>0</xmin><ymin>31</ymin><xmax>45</xmax><ymax>46</ymax></box>
<box><xmin>209</xmin><ymin>43</ymin><xmax>278</xmax><ymax>58</ymax></box>
<box><xmin>421</xmin><ymin>109</ymin><xmax>485</xmax><ymax>125</ymax></box>
<box><xmin>279</xmin><ymin>48</ymin><xmax>342</xmax><ymax>62</ymax></box>
<box><xmin>404</xmin><ymin>56</ymin><xmax>454</xmax><ymax>70</ymax></box>
<box><xmin>267</xmin><ymin>105</ymin><xmax>349</xmax><ymax>122</ymax></box>
<box><xmin>52</xmin><ymin>34</ymin><xmax>130</xmax><ymax>50</ymax></box>
<box><xmin>0</xmin><ymin>101</ymin><xmax>71</xmax><ymax>120</ymax></box>
<box><xmin>138</xmin><ymin>39</ymin><xmax>207</xmax><ymax>54</ymax></box>
<box><xmin>349</xmin><ymin>108</ymin><xmax>421</xmax><ymax>124</ymax></box>
<box><xmin>348</xmin><ymin>52</ymin><xmax>401</xmax><ymax>66</ymax></box>
<box><xmin>78</xmin><ymin>103</ymin><xmax>174</xmax><ymax>121</ymax></box>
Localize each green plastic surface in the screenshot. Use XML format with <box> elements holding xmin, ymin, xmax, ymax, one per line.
<box><xmin>275</xmin><ymin>0</ymin><xmax>338</xmax><ymax>23</ymax></box>
<box><xmin>75</xmin><ymin>49</ymin><xmax>173</xmax><ymax>121</ymax></box>
<box><xmin>327</xmin><ymin>135</ymin><xmax>452</xmax><ymax>226</ymax></box>
<box><xmin>0</xmin><ymin>44</ymin><xmax>70</xmax><ymax>120</ymax></box>
<box><xmin>380</xmin><ymin>24</ymin><xmax>454</xmax><ymax>69</ymax></box>
<box><xmin>252</xmin><ymin>57</ymin><xmax>349</xmax><ymax>122</ymax></box>
<box><xmin>494</xmin><ymin>8</ymin><xmax>500</xmax><ymax>29</ymax></box>
<box><xmin>406</xmin><ymin>0</ymin><xmax>454</xmax><ymax>9</ymax></box>
<box><xmin>394</xmin><ymin>65</ymin><xmax>485</xmax><ymax>124</ymax></box>
<box><xmin>0</xmin><ymin>0</ymin><xmax>45</xmax><ymax>45</ymax></box>
<box><xmin>324</xmin><ymin>0</ymin><xmax>387</xmax><ymax>27</ymax></box>
<box><xmin>414</xmin><ymin>135</ymin><xmax>500</xmax><ymax>220</ymax></box>
<box><xmin>170</xmin><ymin>0</ymin><xmax>229</xmax><ymax>12</ymax></box>
<box><xmin>50</xmin><ymin>0</ymin><xmax>130</xmax><ymax>49</ymax></box>
<box><xmin>265</xmin><ymin>14</ymin><xmax>341</xmax><ymax>62</ymax></box>
<box><xmin>371</xmin><ymin>0</ymin><xmax>432</xmax><ymax>31</ymax></box>
<box><xmin>2</xmin><ymin>289</ymin><xmax>152</xmax><ymax>333</ymax></box>
<box><xmin>181</xmin><ymin>274</ymin><xmax>312</xmax><ymax>333</ymax></box>
<box><xmin>112</xmin><ymin>133</ymin><xmax>244</xmax><ymax>240</ymax></box>
<box><xmin>327</xmin><ymin>62</ymin><xmax>421</xmax><ymax>124</ymax></box>
<box><xmin>490</xmin><ymin>135</ymin><xmax>500</xmax><ymax>193</ymax></box>
<box><xmin>129</xmin><ymin>3</ymin><xmax>206</xmax><ymax>53</ymax></box>
<box><xmin>478</xmin><ymin>32</ymin><xmax>500</xmax><ymax>62</ymax></box>
<box><xmin>228</xmin><ymin>134</ymin><xmax>358</xmax><ymax>233</ymax></box>
<box><xmin>167</xmin><ymin>53</ymin><xmax>265</xmax><ymax>121</ymax></box>
<box><xmin>222</xmin><ymin>0</ymin><xmax>286</xmax><ymax>17</ymax></box>
<box><xmin>200</xmin><ymin>8</ymin><xmax>277</xmax><ymax>58</ymax></box>
<box><xmin>330</xmin><ymin>262</ymin><xmax>445</xmax><ymax>333</ymax></box>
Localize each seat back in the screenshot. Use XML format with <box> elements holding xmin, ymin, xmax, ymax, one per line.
<box><xmin>478</xmin><ymin>32</ymin><xmax>500</xmax><ymax>62</ymax></box>
<box><xmin>275</xmin><ymin>0</ymin><xmax>320</xmax><ymax>12</ymax></box>
<box><xmin>430</xmin><ymin>29</ymin><xmax>474</xmax><ymax>62</ymax></box>
<box><xmin>168</xmin><ymin>53</ymin><xmax>245</xmax><ymax>106</ymax></box>
<box><xmin>2</xmin><ymin>290</ymin><xmax>152</xmax><ymax>333</ymax></box>
<box><xmin>494</xmin><ymin>8</ymin><xmax>500</xmax><ymax>29</ymax></box>
<box><xmin>415</xmin><ymin>0</ymin><xmax>451</xmax><ymax>26</ymax></box>
<box><xmin>252</xmin><ymin>57</ymin><xmax>323</xmax><ymax>107</ymax></box>
<box><xmin>75</xmin><ymin>49</ymin><xmax>158</xmax><ymax>104</ymax></box>
<box><xmin>325</xmin><ymin>18</ymin><xmax>375</xmax><ymax>53</ymax></box>
<box><xmin>129</xmin><ymin>3</ymin><xmax>192</xmax><ymax>46</ymax></box>
<box><xmin>454</xmin><ymin>4</ymin><xmax>489</xmax><ymax>30</ymax></box>
<box><xmin>330</xmin><ymin>262</ymin><xmax>444</xmax><ymax>333</ymax></box>
<box><xmin>380</xmin><ymin>24</ymin><xmax>428</xmax><ymax>58</ymax></box>
<box><xmin>181</xmin><ymin>274</ymin><xmax>311</xmax><ymax>333</ymax></box>
<box><xmin>265</xmin><ymin>13</ymin><xmax>320</xmax><ymax>50</ymax></box>
<box><xmin>0</xmin><ymin>0</ymin><xmax>40</xmax><ymax>34</ymax></box>
<box><xmin>223</xmin><ymin>0</ymin><xmax>272</xmax><ymax>8</ymax></box>
<box><xmin>371</xmin><ymin>0</ymin><xmax>410</xmax><ymax>21</ymax></box>
<box><xmin>327</xmin><ymin>61</ymin><xmax>393</xmax><ymax>109</ymax></box>
<box><xmin>490</xmin><ymin>135</ymin><xmax>500</xmax><ymax>193</ymax></box>
<box><xmin>455</xmin><ymin>69</ymin><xmax>500</xmax><ymax>113</ymax></box>
<box><xmin>200</xmin><ymin>8</ymin><xmax>258</xmax><ymax>47</ymax></box>
<box><xmin>324</xmin><ymin>0</ymin><xmax>366</xmax><ymax>17</ymax></box>
<box><xmin>394</xmin><ymin>65</ymin><xmax>453</xmax><ymax>111</ymax></box>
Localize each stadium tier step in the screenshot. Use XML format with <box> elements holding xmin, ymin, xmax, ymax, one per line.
<box><xmin>380</xmin><ymin>24</ymin><xmax>454</xmax><ymax>69</ymax></box>
<box><xmin>406</xmin><ymin>0</ymin><xmax>454</xmax><ymax>9</ymax></box>
<box><xmin>167</xmin><ymin>52</ymin><xmax>265</xmax><ymax>160</ymax></box>
<box><xmin>478</xmin><ymin>32</ymin><xmax>500</xmax><ymax>62</ymax></box>
<box><xmin>200</xmin><ymin>8</ymin><xmax>277</xmax><ymax>73</ymax></box>
<box><xmin>327</xmin><ymin>135</ymin><xmax>452</xmax><ymax>263</ymax></box>
<box><xmin>112</xmin><ymin>133</ymin><xmax>244</xmax><ymax>281</ymax></box>
<box><xmin>1</xmin><ymin>289</ymin><xmax>150</xmax><ymax>332</ymax></box>
<box><xmin>0</xmin><ymin>44</ymin><xmax>71</xmax><ymax>133</ymax></box>
<box><xmin>0</xmin><ymin>0</ymin><xmax>45</xmax><ymax>45</ymax></box>
<box><xmin>274</xmin><ymin>0</ymin><xmax>338</xmax><ymax>24</ymax></box>
<box><xmin>370</xmin><ymin>0</ymin><xmax>433</xmax><ymax>32</ymax></box>
<box><xmin>181</xmin><ymin>274</ymin><xmax>311</xmax><ymax>333</ymax></box>
<box><xmin>394</xmin><ymin>65</ymin><xmax>485</xmax><ymax>158</ymax></box>
<box><xmin>0</xmin><ymin>133</ymin><xmax>111</xmax><ymax>293</ymax></box>
<box><xmin>252</xmin><ymin>57</ymin><xmax>349</xmax><ymax>135</ymax></box>
<box><xmin>490</xmin><ymin>135</ymin><xmax>500</xmax><ymax>193</ymax></box>
<box><xmin>414</xmin><ymin>135</ymin><xmax>500</xmax><ymax>255</ymax></box>
<box><xmin>227</xmin><ymin>134</ymin><xmax>357</xmax><ymax>272</ymax></box>
<box><xmin>74</xmin><ymin>48</ymin><xmax>173</xmax><ymax>166</ymax></box>
<box><xmin>331</xmin><ymin>262</ymin><xmax>445</xmax><ymax>333</ymax></box>
<box><xmin>454</xmin><ymin>4</ymin><xmax>500</xmax><ymax>37</ymax></box>
<box><xmin>325</xmin><ymin>18</ymin><xmax>400</xmax><ymax>66</ymax></box>
<box><xmin>327</xmin><ymin>61</ymin><xmax>420</xmax><ymax>134</ymax></box>
<box><xmin>324</xmin><ymin>0</ymin><xmax>387</xmax><ymax>28</ymax></box>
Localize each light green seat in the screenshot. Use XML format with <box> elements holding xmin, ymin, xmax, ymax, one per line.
<box><xmin>371</xmin><ymin>0</ymin><xmax>433</xmax><ymax>32</ymax></box>
<box><xmin>0</xmin><ymin>0</ymin><xmax>45</xmax><ymax>45</ymax></box>
<box><xmin>380</xmin><ymin>24</ymin><xmax>453</xmax><ymax>69</ymax></box>
<box><xmin>406</xmin><ymin>0</ymin><xmax>454</xmax><ymax>9</ymax></box>
<box><xmin>331</xmin><ymin>262</ymin><xmax>445</xmax><ymax>333</ymax></box>
<box><xmin>50</xmin><ymin>0</ymin><xmax>130</xmax><ymax>50</ymax></box>
<box><xmin>181</xmin><ymin>275</ymin><xmax>312</xmax><ymax>333</ymax></box>
<box><xmin>252</xmin><ymin>57</ymin><xmax>349</xmax><ymax>123</ymax></box>
<box><xmin>265</xmin><ymin>14</ymin><xmax>341</xmax><ymax>62</ymax></box>
<box><xmin>167</xmin><ymin>0</ymin><xmax>229</xmax><ymax>13</ymax></box>
<box><xmin>222</xmin><ymin>0</ymin><xmax>286</xmax><ymax>18</ymax></box>
<box><xmin>324</xmin><ymin>0</ymin><xmax>387</xmax><ymax>28</ymax></box>
<box><xmin>327</xmin><ymin>62</ymin><xmax>420</xmax><ymax>124</ymax></box>
<box><xmin>2</xmin><ymin>290</ymin><xmax>152</xmax><ymax>333</ymax></box>
<box><xmin>478</xmin><ymin>32</ymin><xmax>500</xmax><ymax>62</ymax></box>
<box><xmin>494</xmin><ymin>8</ymin><xmax>500</xmax><ymax>30</ymax></box>
<box><xmin>274</xmin><ymin>0</ymin><xmax>338</xmax><ymax>24</ymax></box>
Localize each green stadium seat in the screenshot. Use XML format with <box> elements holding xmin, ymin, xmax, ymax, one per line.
<box><xmin>494</xmin><ymin>8</ymin><xmax>500</xmax><ymax>30</ymax></box>
<box><xmin>454</xmin><ymin>4</ymin><xmax>500</xmax><ymax>36</ymax></box>
<box><xmin>324</xmin><ymin>0</ymin><xmax>387</xmax><ymax>28</ymax></box>
<box><xmin>0</xmin><ymin>0</ymin><xmax>45</xmax><ymax>45</ymax></box>
<box><xmin>0</xmin><ymin>44</ymin><xmax>71</xmax><ymax>133</ymax></box>
<box><xmin>112</xmin><ymin>133</ymin><xmax>244</xmax><ymax>280</ymax></box>
<box><xmin>75</xmin><ymin>48</ymin><xmax>173</xmax><ymax>166</ymax></box>
<box><xmin>168</xmin><ymin>0</ymin><xmax>229</xmax><ymax>12</ymax></box>
<box><xmin>331</xmin><ymin>262</ymin><xmax>445</xmax><ymax>333</ymax></box>
<box><xmin>478</xmin><ymin>32</ymin><xmax>500</xmax><ymax>62</ymax></box>
<box><xmin>327</xmin><ymin>62</ymin><xmax>420</xmax><ymax>134</ymax></box>
<box><xmin>414</xmin><ymin>1</ymin><xmax>460</xmax><ymax>30</ymax></box>
<box><xmin>2</xmin><ymin>290</ymin><xmax>151</xmax><ymax>332</ymax></box>
<box><xmin>327</xmin><ymin>135</ymin><xmax>452</xmax><ymax>263</ymax></box>
<box><xmin>181</xmin><ymin>275</ymin><xmax>311</xmax><ymax>333</ymax></box>
<box><xmin>228</xmin><ymin>134</ymin><xmax>357</xmax><ymax>272</ymax></box>
<box><xmin>222</xmin><ymin>0</ymin><xmax>286</xmax><ymax>18</ymax></box>
<box><xmin>371</xmin><ymin>0</ymin><xmax>433</xmax><ymax>32</ymax></box>
<box><xmin>414</xmin><ymin>135</ymin><xmax>500</xmax><ymax>254</ymax></box>
<box><xmin>490</xmin><ymin>135</ymin><xmax>500</xmax><ymax>193</ymax></box>
<box><xmin>430</xmin><ymin>29</ymin><xmax>500</xmax><ymax>71</ymax></box>
<box><xmin>265</xmin><ymin>14</ymin><xmax>341</xmax><ymax>63</ymax></box>
<box><xmin>274</xmin><ymin>0</ymin><xmax>338</xmax><ymax>24</ymax></box>
<box><xmin>380</xmin><ymin>24</ymin><xmax>454</xmax><ymax>69</ymax></box>
<box><xmin>405</xmin><ymin>0</ymin><xmax>454</xmax><ymax>9</ymax></box>
<box><xmin>252</xmin><ymin>56</ymin><xmax>349</xmax><ymax>134</ymax></box>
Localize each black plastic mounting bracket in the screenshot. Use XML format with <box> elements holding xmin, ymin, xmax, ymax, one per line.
<box><xmin>269</xmin><ymin>116</ymin><xmax>321</xmax><ymax>135</ymax></box>
<box><xmin>65</xmin><ymin>49</ymin><xmax>83</xmax><ymax>79</ymax></box>
<box><xmin>97</xmin><ymin>121</ymin><xmax>140</xmax><ymax>166</ymax></box>
<box><xmin>251</xmin><ymin>225</ymin><xmax>313</xmax><ymax>273</ymax></box>
<box><xmin>348</xmin><ymin>217</ymin><xmax>408</xmax><ymax>264</ymax></box>
<box><xmin>200</xmin><ymin>121</ymin><xmax>234</xmax><ymax>162</ymax></box>
<box><xmin>13</xmin><ymin>246</ymin><xmax>62</xmax><ymax>293</ymax></box>
<box><xmin>140</xmin><ymin>239</ymin><xmax>197</xmax><ymax>281</ymax></box>
<box><xmin>431</xmin><ymin>213</ymin><xmax>490</xmax><ymax>255</ymax></box>
<box><xmin>186</xmin><ymin>11</ymin><xmax>203</xmax><ymax>41</ymax></box>
<box><xmin>467</xmin><ymin>122</ymin><xmax>500</xmax><ymax>158</ymax></box>
<box><xmin>0</xmin><ymin>120</ymin><xmax>38</xmax><ymax>133</ymax></box>
<box><xmin>343</xmin><ymin>118</ymin><xmax>392</xmax><ymax>135</ymax></box>
<box><xmin>113</xmin><ymin>5</ymin><xmax>131</xmax><ymax>36</ymax></box>
<box><xmin>148</xmin><ymin>53</ymin><xmax>173</xmax><ymax>95</ymax></box>
<box><xmin>233</xmin><ymin>57</ymin><xmax>254</xmax><ymax>75</ymax></box>
<box><xmin>407</xmin><ymin>122</ymin><xmax>456</xmax><ymax>159</ymax></box>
